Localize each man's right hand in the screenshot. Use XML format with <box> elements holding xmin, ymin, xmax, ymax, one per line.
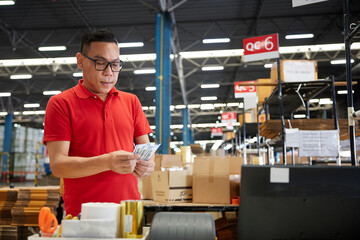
<box><xmin>107</xmin><ymin>150</ymin><xmax>140</xmax><ymax>174</ymax></box>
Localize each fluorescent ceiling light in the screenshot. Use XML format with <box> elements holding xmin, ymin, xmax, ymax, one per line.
<box><xmin>0</xmin><ymin>112</ymin><xmax>8</xmax><ymax>116</ymax></box>
<box><xmin>294</xmin><ymin>114</ymin><xmax>306</xmax><ymax>119</ymax></box>
<box><xmin>309</xmin><ymin>99</ymin><xmax>319</xmax><ymax>103</ymax></box>
<box><xmin>319</xmin><ymin>98</ymin><xmax>333</xmax><ymax>105</ymax></box>
<box><xmin>142</xmin><ymin>106</ymin><xmax>149</xmax><ymax>111</ymax></box>
<box><xmin>264</xmin><ymin>64</ymin><xmax>273</xmax><ymax>68</ymax></box>
<box><xmin>175</xmin><ymin>105</ymin><xmax>186</xmax><ymax>109</ymax></box>
<box><xmin>201</xmin><ymin>96</ymin><xmax>217</xmax><ymax>101</ymax></box>
<box><xmin>200</xmin><ymin>104</ymin><xmax>215</xmax><ymax>110</ymax></box>
<box><xmin>331</xmin><ymin>59</ymin><xmax>354</xmax><ymax>65</ymax></box>
<box><xmin>24</xmin><ymin>103</ymin><xmax>40</xmax><ymax>108</ymax></box>
<box><xmin>214</xmin><ymin>103</ymin><xmax>226</xmax><ymax>107</ymax></box>
<box><xmin>227</xmin><ymin>103</ymin><xmax>239</xmax><ymax>107</ymax></box>
<box><xmin>188</xmin><ymin>104</ymin><xmax>200</xmax><ymax>109</ymax></box>
<box><xmin>285</xmin><ymin>34</ymin><xmax>314</xmax><ymax>40</ymax></box>
<box><xmin>202</xmin><ymin>38</ymin><xmax>230</xmax><ymax>44</ymax></box>
<box><xmin>201</xmin><ymin>66</ymin><xmax>224</xmax><ymax>71</ymax></box>
<box><xmin>0</xmin><ymin>1</ymin><xmax>15</xmax><ymax>5</ymax></box>
<box><xmin>145</xmin><ymin>86</ymin><xmax>156</xmax><ymax>91</ymax></box>
<box><xmin>10</xmin><ymin>74</ymin><xmax>32</xmax><ymax>80</ymax></box>
<box><xmin>134</xmin><ymin>69</ymin><xmax>156</xmax><ymax>74</ymax></box>
<box><xmin>38</xmin><ymin>46</ymin><xmax>66</xmax><ymax>51</ymax></box>
<box><xmin>337</xmin><ymin>90</ymin><xmax>354</xmax><ymax>95</ymax></box>
<box><xmin>118</xmin><ymin>42</ymin><xmax>144</xmax><ymax>48</ymax></box>
<box><xmin>180</xmin><ymin>49</ymin><xmax>244</xmax><ymax>59</ymax></box>
<box><xmin>201</xmin><ymin>84</ymin><xmax>220</xmax><ymax>88</ymax></box>
<box><xmin>23</xmin><ymin>110</ymin><xmax>46</xmax><ymax>115</ymax></box>
<box><xmin>73</xmin><ymin>72</ymin><xmax>83</xmax><ymax>77</ymax></box>
<box><xmin>0</xmin><ymin>92</ymin><xmax>11</xmax><ymax>97</ymax></box>
<box><xmin>43</xmin><ymin>90</ymin><xmax>61</xmax><ymax>95</ymax></box>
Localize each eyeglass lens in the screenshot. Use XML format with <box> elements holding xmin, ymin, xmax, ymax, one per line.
<box><xmin>95</xmin><ymin>60</ymin><xmax>122</xmax><ymax>72</ymax></box>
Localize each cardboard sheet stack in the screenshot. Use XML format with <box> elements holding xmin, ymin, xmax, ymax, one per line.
<box><xmin>11</xmin><ymin>186</ymin><xmax>60</xmax><ymax>226</ymax></box>
<box><xmin>0</xmin><ymin>188</ymin><xmax>19</xmax><ymax>240</ymax></box>
<box><xmin>0</xmin><ymin>188</ymin><xmax>18</xmax><ymax>224</ymax></box>
<box><xmin>259</xmin><ymin>119</ymin><xmax>359</xmax><ymax>140</ymax></box>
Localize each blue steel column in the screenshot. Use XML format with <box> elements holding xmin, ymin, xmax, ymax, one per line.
<box><xmin>182</xmin><ymin>107</ymin><xmax>190</xmax><ymax>146</ymax></box>
<box><xmin>2</xmin><ymin>114</ymin><xmax>13</xmax><ymax>183</ymax></box>
<box><xmin>155</xmin><ymin>12</ymin><xmax>172</xmax><ymax>154</ymax></box>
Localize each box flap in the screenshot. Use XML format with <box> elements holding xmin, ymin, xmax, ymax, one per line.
<box><xmin>160</xmin><ymin>154</ymin><xmax>183</xmax><ymax>168</ymax></box>
<box><xmin>169</xmin><ymin>171</ymin><xmax>192</xmax><ymax>187</ymax></box>
<box><xmin>193</xmin><ymin>157</ymin><xmax>230</xmax><ymax>175</ymax></box>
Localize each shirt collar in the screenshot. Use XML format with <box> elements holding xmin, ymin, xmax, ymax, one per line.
<box><xmin>74</xmin><ymin>79</ymin><xmax>119</xmax><ymax>99</ymax></box>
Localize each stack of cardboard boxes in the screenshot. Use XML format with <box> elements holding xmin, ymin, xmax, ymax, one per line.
<box><xmin>141</xmin><ymin>154</ymin><xmax>242</xmax><ymax>205</ymax></box>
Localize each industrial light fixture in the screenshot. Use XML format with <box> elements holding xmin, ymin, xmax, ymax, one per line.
<box><xmin>200</xmin><ymin>104</ymin><xmax>215</xmax><ymax>110</ymax></box>
<box><xmin>0</xmin><ymin>92</ymin><xmax>11</xmax><ymax>97</ymax></box>
<box><xmin>23</xmin><ymin>110</ymin><xmax>45</xmax><ymax>115</ymax></box>
<box><xmin>337</xmin><ymin>90</ymin><xmax>354</xmax><ymax>95</ymax></box>
<box><xmin>330</xmin><ymin>59</ymin><xmax>354</xmax><ymax>65</ymax></box>
<box><xmin>309</xmin><ymin>99</ymin><xmax>319</xmax><ymax>103</ymax></box>
<box><xmin>200</xmin><ymin>84</ymin><xmax>220</xmax><ymax>88</ymax></box>
<box><xmin>294</xmin><ymin>114</ymin><xmax>306</xmax><ymax>119</ymax></box>
<box><xmin>73</xmin><ymin>72</ymin><xmax>83</xmax><ymax>77</ymax></box>
<box><xmin>24</xmin><ymin>103</ymin><xmax>40</xmax><ymax>108</ymax></box>
<box><xmin>10</xmin><ymin>74</ymin><xmax>32</xmax><ymax>80</ymax></box>
<box><xmin>202</xmin><ymin>38</ymin><xmax>230</xmax><ymax>44</ymax></box>
<box><xmin>134</xmin><ymin>69</ymin><xmax>156</xmax><ymax>74</ymax></box>
<box><xmin>145</xmin><ymin>86</ymin><xmax>156</xmax><ymax>91</ymax></box>
<box><xmin>118</xmin><ymin>42</ymin><xmax>144</xmax><ymax>48</ymax></box>
<box><xmin>319</xmin><ymin>98</ymin><xmax>333</xmax><ymax>105</ymax></box>
<box><xmin>0</xmin><ymin>1</ymin><xmax>15</xmax><ymax>5</ymax></box>
<box><xmin>43</xmin><ymin>90</ymin><xmax>61</xmax><ymax>95</ymax></box>
<box><xmin>38</xmin><ymin>46</ymin><xmax>66</xmax><ymax>51</ymax></box>
<box><xmin>264</xmin><ymin>64</ymin><xmax>273</xmax><ymax>68</ymax></box>
<box><xmin>0</xmin><ymin>112</ymin><xmax>8</xmax><ymax>116</ymax></box>
<box><xmin>285</xmin><ymin>34</ymin><xmax>314</xmax><ymax>39</ymax></box>
<box><xmin>201</xmin><ymin>66</ymin><xmax>224</xmax><ymax>71</ymax></box>
<box><xmin>201</xmin><ymin>96</ymin><xmax>217</xmax><ymax>101</ymax></box>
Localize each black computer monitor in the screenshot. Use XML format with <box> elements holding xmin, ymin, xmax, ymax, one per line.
<box><xmin>238</xmin><ymin>165</ymin><xmax>360</xmax><ymax>240</ymax></box>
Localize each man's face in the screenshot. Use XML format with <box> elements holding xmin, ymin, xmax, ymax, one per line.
<box><xmin>76</xmin><ymin>41</ymin><xmax>120</xmax><ymax>97</ymax></box>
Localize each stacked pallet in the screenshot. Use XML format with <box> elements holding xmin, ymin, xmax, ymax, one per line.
<box><xmin>11</xmin><ymin>186</ymin><xmax>59</xmax><ymax>226</ymax></box>
<box><xmin>0</xmin><ymin>188</ymin><xmax>18</xmax><ymax>224</ymax></box>
<box><xmin>259</xmin><ymin>119</ymin><xmax>359</xmax><ymax>140</ymax></box>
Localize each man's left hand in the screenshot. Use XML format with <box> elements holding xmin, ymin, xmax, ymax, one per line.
<box><xmin>132</xmin><ymin>154</ymin><xmax>155</xmax><ymax>178</ymax></box>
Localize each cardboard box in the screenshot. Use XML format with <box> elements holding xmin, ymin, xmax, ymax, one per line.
<box><xmin>151</xmin><ymin>170</ymin><xmax>192</xmax><ymax>202</ymax></box>
<box><xmin>271</xmin><ymin>60</ymin><xmax>318</xmax><ymax>83</ymax></box>
<box><xmin>193</xmin><ymin>157</ymin><xmax>242</xmax><ymax>204</ymax></box>
<box><xmin>140</xmin><ymin>175</ymin><xmax>153</xmax><ymax>200</ymax></box>
<box><xmin>154</xmin><ymin>154</ymin><xmax>183</xmax><ymax>170</ymax></box>
<box><xmin>256</xmin><ymin>78</ymin><xmax>275</xmax><ymax>104</ymax></box>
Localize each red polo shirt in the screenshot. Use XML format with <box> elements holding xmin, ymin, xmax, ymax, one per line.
<box><xmin>43</xmin><ymin>80</ymin><xmax>152</xmax><ymax>216</ymax></box>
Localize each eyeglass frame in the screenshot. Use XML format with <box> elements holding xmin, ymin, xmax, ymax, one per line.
<box><xmin>81</xmin><ymin>54</ymin><xmax>124</xmax><ymax>72</ymax></box>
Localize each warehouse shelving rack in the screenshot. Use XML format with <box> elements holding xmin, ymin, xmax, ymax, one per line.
<box><xmin>344</xmin><ymin>0</ymin><xmax>360</xmax><ymax>166</ymax></box>
<box><xmin>258</xmin><ymin>76</ymin><xmax>339</xmax><ymax>165</ymax></box>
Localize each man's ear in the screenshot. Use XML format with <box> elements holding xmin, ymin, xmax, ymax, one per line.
<box><xmin>76</xmin><ymin>52</ymin><xmax>83</xmax><ymax>70</ymax></box>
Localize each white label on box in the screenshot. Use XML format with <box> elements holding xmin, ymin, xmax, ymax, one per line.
<box><xmin>124</xmin><ymin>215</ymin><xmax>133</xmax><ymax>233</ymax></box>
<box><xmin>282</xmin><ymin>61</ymin><xmax>316</xmax><ymax>82</ymax></box>
<box><xmin>270</xmin><ymin>168</ymin><xmax>289</xmax><ymax>183</ymax></box>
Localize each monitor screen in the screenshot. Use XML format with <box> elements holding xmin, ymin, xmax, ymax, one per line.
<box><xmin>238</xmin><ymin>165</ymin><xmax>360</xmax><ymax>240</ymax></box>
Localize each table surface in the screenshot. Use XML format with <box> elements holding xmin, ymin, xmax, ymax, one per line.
<box><xmin>143</xmin><ymin>200</ymin><xmax>239</xmax><ymax>212</ymax></box>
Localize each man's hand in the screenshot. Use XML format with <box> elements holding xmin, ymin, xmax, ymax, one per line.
<box><xmin>132</xmin><ymin>154</ymin><xmax>155</xmax><ymax>178</ymax></box>
<box><xmin>107</xmin><ymin>150</ymin><xmax>140</xmax><ymax>174</ymax></box>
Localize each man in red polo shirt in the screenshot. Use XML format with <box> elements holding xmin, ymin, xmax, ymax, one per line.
<box><xmin>43</xmin><ymin>30</ymin><xmax>154</xmax><ymax>216</ymax></box>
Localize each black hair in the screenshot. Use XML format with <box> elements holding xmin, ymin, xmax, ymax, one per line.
<box><xmin>80</xmin><ymin>29</ymin><xmax>118</xmax><ymax>53</ymax></box>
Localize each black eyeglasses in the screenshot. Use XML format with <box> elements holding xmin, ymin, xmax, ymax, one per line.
<box><xmin>82</xmin><ymin>54</ymin><xmax>124</xmax><ymax>72</ymax></box>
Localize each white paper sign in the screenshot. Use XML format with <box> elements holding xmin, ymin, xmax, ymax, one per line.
<box><xmin>299</xmin><ymin>130</ymin><xmax>339</xmax><ymax>157</ymax></box>
<box><xmin>270</xmin><ymin>168</ymin><xmax>290</xmax><ymax>183</ymax></box>
<box><xmin>292</xmin><ymin>0</ymin><xmax>328</xmax><ymax>7</ymax></box>
<box><xmin>282</xmin><ymin>61</ymin><xmax>317</xmax><ymax>82</ymax></box>
<box><xmin>285</xmin><ymin>128</ymin><xmax>300</xmax><ymax>147</ymax></box>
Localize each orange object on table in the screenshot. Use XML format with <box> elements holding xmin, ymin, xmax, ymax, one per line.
<box><xmin>38</xmin><ymin>207</ymin><xmax>58</xmax><ymax>236</ymax></box>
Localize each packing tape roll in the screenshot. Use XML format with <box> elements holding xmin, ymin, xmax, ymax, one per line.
<box><xmin>120</xmin><ymin>200</ymin><xmax>143</xmax><ymax>238</ymax></box>
<box><xmin>81</xmin><ymin>202</ymin><xmax>121</xmax><ymax>237</ymax></box>
<box><xmin>148</xmin><ymin>212</ymin><xmax>216</xmax><ymax>240</ymax></box>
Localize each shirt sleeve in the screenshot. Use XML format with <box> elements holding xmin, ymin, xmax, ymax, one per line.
<box><xmin>43</xmin><ymin>95</ymin><xmax>72</xmax><ymax>144</ymax></box>
<box><xmin>133</xmin><ymin>96</ymin><xmax>152</xmax><ymax>138</ymax></box>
